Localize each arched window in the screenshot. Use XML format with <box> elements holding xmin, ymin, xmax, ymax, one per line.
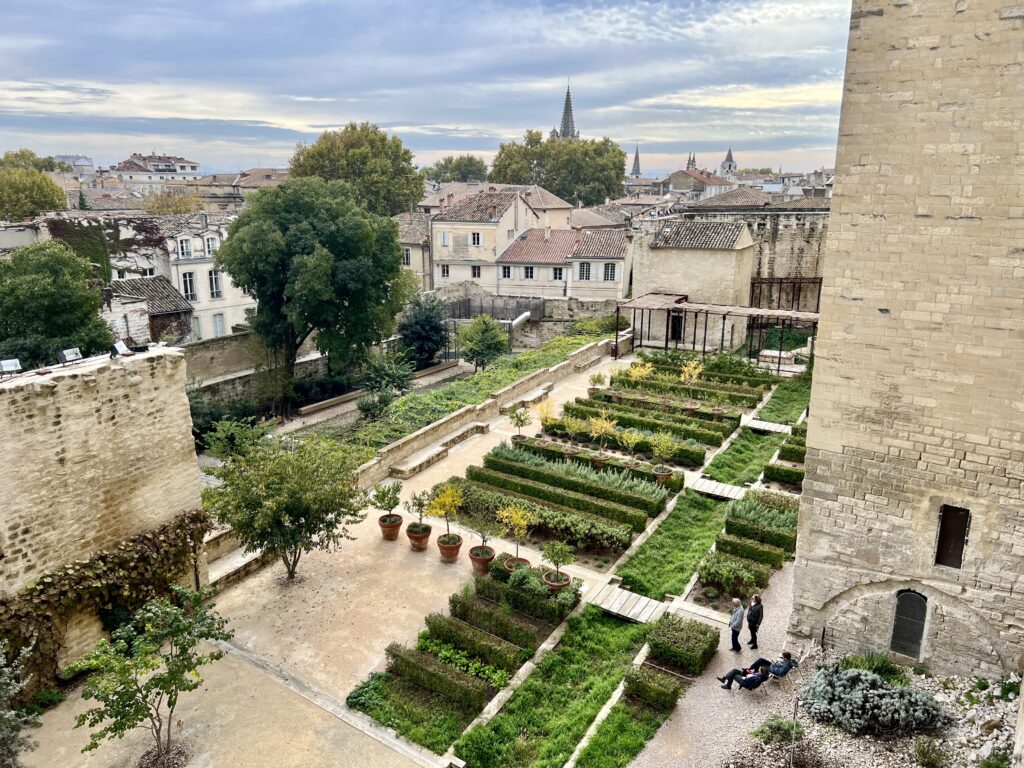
<box><xmin>890</xmin><ymin>590</ymin><xmax>927</xmax><ymax>658</ymax></box>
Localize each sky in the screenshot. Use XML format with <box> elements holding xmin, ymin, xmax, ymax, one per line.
<box><xmin>0</xmin><ymin>0</ymin><xmax>852</xmax><ymax>177</ymax></box>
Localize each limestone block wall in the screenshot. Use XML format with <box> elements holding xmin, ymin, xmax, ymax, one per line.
<box><xmin>790</xmin><ymin>0</ymin><xmax>1024</xmax><ymax>677</ymax></box>
<box><xmin>0</xmin><ymin>349</ymin><xmax>202</xmax><ymax>594</ymax></box>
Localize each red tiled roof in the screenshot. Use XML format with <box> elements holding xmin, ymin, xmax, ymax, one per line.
<box><xmin>433</xmin><ymin>191</ymin><xmax>519</xmax><ymax>222</ymax></box>
<box><xmin>496</xmin><ymin>229</ymin><xmax>578</xmax><ymax>264</ymax></box>
<box><xmin>572</xmin><ymin>229</ymin><xmax>627</xmax><ymax>260</ymax></box>
<box><xmin>392</xmin><ymin>211</ymin><xmax>431</xmax><ymax>244</ymax></box>
<box><xmin>687</xmin><ymin>187</ymin><xmax>773</xmax><ymax>209</ymax></box>
<box><xmin>650</xmin><ymin>221</ymin><xmax>748</xmax><ymax>250</ymax></box>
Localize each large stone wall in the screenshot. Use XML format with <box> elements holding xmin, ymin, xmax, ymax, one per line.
<box><xmin>0</xmin><ymin>349</ymin><xmax>202</xmax><ymax>594</ymax></box>
<box><xmin>790</xmin><ymin>0</ymin><xmax>1024</xmax><ymax>677</ymax></box>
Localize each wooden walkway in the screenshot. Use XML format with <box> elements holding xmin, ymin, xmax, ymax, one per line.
<box><xmin>689</xmin><ymin>477</ymin><xmax>747</xmax><ymax>500</ymax></box>
<box><xmin>746</xmin><ymin>418</ymin><xmax>792</xmax><ymax>434</ymax></box>
<box><xmin>591</xmin><ymin>583</ymin><xmax>669</xmax><ymax>624</ymax></box>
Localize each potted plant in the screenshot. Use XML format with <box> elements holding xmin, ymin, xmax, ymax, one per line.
<box><xmin>509</xmin><ymin>407</ymin><xmax>532</xmax><ymax>443</ymax></box>
<box><xmin>625</xmin><ymin>361</ymin><xmax>654</xmax><ymax>382</ymax></box>
<box><xmin>466</xmin><ymin>519</ymin><xmax>499</xmax><ymax>575</ymax></box>
<box><xmin>427</xmin><ymin>483</ymin><xmax>464</xmax><ymax>563</ymax></box>
<box><xmin>649</xmin><ymin>431</ymin><xmax>676</xmax><ymax>485</ymax></box>
<box><xmin>587</xmin><ymin>411</ymin><xmax>617</xmax><ymax>470</ymax></box>
<box><xmin>405</xmin><ymin>491</ymin><xmax>432</xmax><ymax>551</ymax></box>
<box><xmin>536</xmin><ymin>401</ymin><xmax>555</xmax><ymax>441</ymax></box>
<box><xmin>619</xmin><ymin>428</ymin><xmax>644</xmax><ymax>468</ymax></box>
<box><xmin>371</xmin><ymin>481</ymin><xmax>404</xmax><ymax>541</ymax></box>
<box><xmin>541</xmin><ymin>540</ymin><xmax>576</xmax><ymax>593</ymax></box>
<box><xmin>588</xmin><ymin>372</ymin><xmax>606</xmax><ymax>396</ymax></box>
<box><xmin>709</xmin><ymin>391</ymin><xmax>729</xmax><ymax>414</ymax></box>
<box><xmin>497</xmin><ymin>504</ymin><xmax>534</xmax><ymax>572</ymax></box>
<box><xmin>562</xmin><ymin>416</ymin><xmax>587</xmax><ymax>455</ymax></box>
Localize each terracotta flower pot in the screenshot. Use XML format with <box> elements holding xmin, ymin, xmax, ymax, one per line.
<box><xmin>503</xmin><ymin>556</ymin><xmax>531</xmax><ymax>574</ymax></box>
<box><xmin>511</xmin><ymin>434</ymin><xmax>527</xmax><ymax>445</ymax></box>
<box><xmin>543</xmin><ymin>571</ymin><xmax>571</xmax><ymax>594</ymax></box>
<box><xmin>469</xmin><ymin>545</ymin><xmax>496</xmax><ymax>575</ymax></box>
<box><xmin>407</xmin><ymin>523</ymin><xmax>432</xmax><ymax>552</ymax></box>
<box><xmin>378</xmin><ymin>513</ymin><xmax>403</xmax><ymax>541</ymax></box>
<box><xmin>437</xmin><ymin>534</ymin><xmax>463</xmax><ymax>563</ymax></box>
<box><xmin>653</xmin><ymin>465</ymin><xmax>673</xmax><ymax>485</ymax></box>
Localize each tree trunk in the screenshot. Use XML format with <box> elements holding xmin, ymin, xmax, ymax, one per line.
<box><xmin>283</xmin><ymin>549</ymin><xmax>301</xmax><ymax>579</ymax></box>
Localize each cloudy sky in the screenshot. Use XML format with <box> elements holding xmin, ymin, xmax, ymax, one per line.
<box><xmin>0</xmin><ymin>0</ymin><xmax>851</xmax><ymax>176</ymax></box>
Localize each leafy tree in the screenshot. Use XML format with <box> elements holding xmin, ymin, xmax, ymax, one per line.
<box><xmin>68</xmin><ymin>587</ymin><xmax>232</xmax><ymax>759</ymax></box>
<box><xmin>0</xmin><ymin>241</ymin><xmax>113</xmax><ymax>369</ymax></box>
<box><xmin>0</xmin><ymin>148</ymin><xmax>71</xmax><ymax>172</ymax></box>
<box><xmin>203</xmin><ymin>417</ymin><xmax>273</xmax><ymax>461</ymax></box>
<box><xmin>289</xmin><ymin>122</ymin><xmax>423</xmax><ymax>216</ymax></box>
<box><xmin>203</xmin><ymin>435</ymin><xmax>367</xmax><ymax>579</ymax></box>
<box><xmin>488</xmin><ymin>130</ymin><xmax>626</xmax><ymax>206</ymax></box>
<box><xmin>143</xmin><ymin>191</ymin><xmax>200</xmax><ymax>214</ymax></box>
<box><xmin>422</xmin><ymin>154</ymin><xmax>488</xmax><ymax>182</ymax></box>
<box><xmin>0</xmin><ymin>643</ymin><xmax>35</xmax><ymax>768</ymax></box>
<box><xmin>496</xmin><ymin>505</ymin><xmax>534</xmax><ymax>560</ymax></box>
<box><xmin>397</xmin><ymin>292</ymin><xmax>450</xmax><ymax>367</ymax></box>
<box><xmin>362</xmin><ymin>350</ymin><xmax>414</xmax><ymax>397</ymax></box>
<box><xmin>541</xmin><ymin>540</ymin><xmax>575</xmax><ymax>582</ymax></box>
<box><xmin>458</xmin><ymin>315</ymin><xmax>507</xmax><ymax>371</ymax></box>
<box><xmin>215</xmin><ymin>177</ymin><xmax>409</xmax><ymax>415</ymax></box>
<box><xmin>0</xmin><ymin>168</ymin><xmax>65</xmax><ymax>220</ymax></box>
<box><xmin>77</xmin><ymin>190</ymin><xmax>89</xmax><ymax>210</ymax></box>
<box><xmin>508</xmin><ymin>408</ymin><xmax>532</xmax><ymax>436</ymax></box>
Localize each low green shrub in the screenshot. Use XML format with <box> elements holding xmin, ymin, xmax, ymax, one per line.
<box><xmin>791</xmin><ymin>422</ymin><xmax>808</xmax><ymax>438</ymax></box>
<box><xmin>724</xmin><ymin>516</ymin><xmax>796</xmax><ymax>552</ymax></box>
<box><xmin>563</xmin><ymin>401</ymin><xmax>724</xmax><ymax>447</ymax></box>
<box><xmin>802</xmin><ymin>667</ymin><xmax>953</xmax><ymax>736</ymax></box>
<box><xmin>424</xmin><ymin>613</ymin><xmax>526</xmax><ymax>672</ymax></box>
<box><xmin>591</xmin><ymin>388</ymin><xmax>742</xmax><ymax>430</ymax></box>
<box><xmin>715</xmin><ymin>532</ymin><xmax>787</xmax><ymax>568</ymax></box>
<box><xmin>474</xmin><ymin>572</ymin><xmax>578</xmax><ymax>625</ymax></box>
<box><xmin>544</xmin><ymin>419</ymin><xmax>707</xmax><ymax>468</ymax></box>
<box><xmin>737</xmin><ymin>491</ymin><xmax>800</xmax><ymax>530</ymax></box>
<box><xmin>647</xmin><ymin>614</ymin><xmax>719</xmax><ymax>675</ymax></box>
<box><xmin>623</xmin><ymin>665</ymin><xmax>683</xmax><ymax>712</ymax></box>
<box><xmin>448</xmin><ymin>589</ymin><xmax>540</xmax><ymax>651</ymax></box>
<box><xmin>751</xmin><ymin>714</ymin><xmax>805</xmax><ymax>744</ymax></box>
<box><xmin>699</xmin><ymin>551</ymin><xmax>771</xmax><ymax>595</ymax></box>
<box><xmin>569</xmin><ymin>314</ymin><xmax>628</xmax><ymax>336</ymax></box>
<box><xmin>417</xmin><ymin>632</ymin><xmax>511</xmax><ymax>688</ymax></box>
<box><xmin>609</xmin><ymin>374</ymin><xmax>762</xmax><ymax>407</ymax></box>
<box><xmin>779</xmin><ymin>442</ymin><xmax>807</xmax><ymax>464</ymax></box>
<box><xmin>513</xmin><ymin>436</ymin><xmax>685</xmax><ymax>490</ymax></box>
<box><xmin>840</xmin><ymin>652</ymin><xmax>910</xmax><ymax>686</ymax></box>
<box><xmin>466</xmin><ymin>466</ymin><xmax>649</xmax><ymax>532</ymax></box>
<box><xmin>578</xmin><ymin>397</ymin><xmax>737</xmax><ymax>438</ymax></box>
<box><xmin>763</xmin><ymin>463</ymin><xmax>806</xmax><ymax>488</ymax></box>
<box><xmin>386</xmin><ymin>643</ymin><xmax>489</xmax><ymax>710</ymax></box>
<box><xmin>979</xmin><ymin>749</ymin><xmax>1011</xmax><ymax>768</ymax></box>
<box><xmin>913</xmin><ymin>736</ymin><xmax>949</xmax><ymax>768</ymax></box>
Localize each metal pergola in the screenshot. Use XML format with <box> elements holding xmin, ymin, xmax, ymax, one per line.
<box><xmin>749</xmin><ymin>277</ymin><xmax>823</xmax><ymax>312</ymax></box>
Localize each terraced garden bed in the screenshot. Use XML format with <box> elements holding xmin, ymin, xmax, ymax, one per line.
<box><xmin>589</xmin><ymin>388</ymin><xmax>742</xmax><ymax>430</ymax></box>
<box><xmin>702</xmin><ymin>428</ymin><xmax>787</xmax><ymax>486</ymax></box>
<box><xmin>608</xmin><ymin>374</ymin><xmax>763</xmax><ymax>408</ymax></box>
<box><xmin>562</xmin><ymin>399</ymin><xmax>729</xmax><ymax>446</ymax></box>
<box><xmin>543</xmin><ymin>418</ymin><xmax>707</xmax><ymax>468</ymax></box>
<box><xmin>757</xmin><ymin>376</ymin><xmax>812</xmax><ymax>425</ymax></box>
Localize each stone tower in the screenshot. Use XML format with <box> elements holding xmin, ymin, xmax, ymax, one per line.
<box><xmin>719</xmin><ymin>147</ymin><xmax>737</xmax><ymax>177</ymax></box>
<box><xmin>790</xmin><ymin>0</ymin><xmax>1024</xmax><ymax>678</ymax></box>
<box><xmin>686</xmin><ymin>153</ymin><xmax>697</xmax><ymax>171</ymax></box>
<box><xmin>550</xmin><ymin>86</ymin><xmax>580</xmax><ymax>140</ymax></box>
<box><xmin>630</xmin><ymin>145</ymin><xmax>641</xmax><ymax>177</ymax></box>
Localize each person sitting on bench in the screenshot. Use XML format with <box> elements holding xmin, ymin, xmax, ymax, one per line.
<box><xmin>718</xmin><ymin>664</ymin><xmax>770</xmax><ymax>690</ymax></box>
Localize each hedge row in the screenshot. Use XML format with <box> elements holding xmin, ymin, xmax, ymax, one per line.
<box><xmin>610</xmin><ymin>375</ymin><xmax>762</xmax><ymax>408</ymax></box>
<box><xmin>725</xmin><ymin>516</ymin><xmax>797</xmax><ymax>553</ymax></box>
<box><xmin>563</xmin><ymin>401</ymin><xmax>724</xmax><ymax>447</ymax></box>
<box><xmin>474</xmin><ymin>574</ymin><xmax>571</xmax><ymax>625</ymax></box>
<box><xmin>461</xmin><ymin>480</ymin><xmax>633</xmax><ymax>552</ymax></box>
<box><xmin>791</xmin><ymin>422</ymin><xmax>808</xmax><ymax>438</ymax></box>
<box><xmin>513</xmin><ymin>436</ymin><xmax>685</xmax><ymax>492</ymax></box>
<box><xmin>699</xmin><ymin>551</ymin><xmax>771</xmax><ymax>595</ymax></box>
<box><xmin>764</xmin><ymin>463</ymin><xmax>806</xmax><ymax>489</ymax></box>
<box><xmin>643</xmin><ymin>362</ymin><xmax>774</xmax><ymax>392</ymax></box>
<box><xmin>466</xmin><ymin>466</ymin><xmax>649</xmax><ymax>533</ymax></box>
<box><xmin>424</xmin><ymin>613</ymin><xmax>526</xmax><ymax>672</ymax></box>
<box><xmin>636</xmin><ymin>352</ymin><xmax>778</xmax><ymax>388</ymax></box>
<box><xmin>591</xmin><ymin>389</ymin><xmax>742</xmax><ymax>430</ymax></box>
<box><xmin>624</xmin><ymin>665</ymin><xmax>684</xmax><ymax>712</ymax></box>
<box><xmin>448</xmin><ymin>591</ymin><xmax>540</xmax><ymax>652</ymax></box>
<box><xmin>577</xmin><ymin>396</ymin><xmax>736</xmax><ymax>438</ymax></box>
<box><xmin>544</xmin><ymin>419</ymin><xmax>707</xmax><ymax>468</ymax></box>
<box><xmin>647</xmin><ymin>614</ymin><xmax>719</xmax><ymax>675</ymax></box>
<box><xmin>715</xmin><ymin>532</ymin><xmax>788</xmax><ymax>568</ymax></box>
<box><xmin>779</xmin><ymin>443</ymin><xmax>806</xmax><ymax>464</ymax></box>
<box><xmin>386</xmin><ymin>642</ymin><xmax>489</xmax><ymax>710</ymax></box>
<box><xmin>482</xmin><ymin>454</ymin><xmax>663</xmax><ymax>515</ymax></box>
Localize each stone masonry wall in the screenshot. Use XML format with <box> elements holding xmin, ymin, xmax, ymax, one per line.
<box><xmin>790</xmin><ymin>0</ymin><xmax>1024</xmax><ymax>678</ymax></box>
<box><xmin>0</xmin><ymin>349</ymin><xmax>202</xmax><ymax>594</ymax></box>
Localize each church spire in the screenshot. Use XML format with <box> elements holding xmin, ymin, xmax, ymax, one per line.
<box><xmin>556</xmin><ymin>85</ymin><xmax>579</xmax><ymax>140</ymax></box>
<box><xmin>630</xmin><ymin>145</ymin><xmax>641</xmax><ymax>177</ymax></box>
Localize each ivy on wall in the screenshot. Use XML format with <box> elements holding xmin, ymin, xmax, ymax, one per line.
<box><xmin>0</xmin><ymin>510</ymin><xmax>212</xmax><ymax>699</ymax></box>
<box><xmin>47</xmin><ymin>218</ymin><xmax>116</xmax><ymax>282</ymax></box>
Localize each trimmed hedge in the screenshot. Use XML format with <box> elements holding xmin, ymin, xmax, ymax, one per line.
<box><xmin>461</xmin><ymin>480</ymin><xmax>633</xmax><ymax>552</ymax></box>
<box><xmin>591</xmin><ymin>388</ymin><xmax>742</xmax><ymax>430</ymax></box>
<box><xmin>424</xmin><ymin>613</ymin><xmax>526</xmax><ymax>672</ymax></box>
<box><xmin>576</xmin><ymin>397</ymin><xmax>736</xmax><ymax>437</ymax></box>
<box><xmin>791</xmin><ymin>422</ymin><xmax>808</xmax><ymax>438</ymax></box>
<box><xmin>483</xmin><ymin>453</ymin><xmax>663</xmax><ymax>515</ymax></box>
<box><xmin>610</xmin><ymin>374</ymin><xmax>763</xmax><ymax>407</ymax></box>
<box><xmin>563</xmin><ymin>401</ymin><xmax>724</xmax><ymax>447</ymax></box>
<box><xmin>466</xmin><ymin>466</ymin><xmax>649</xmax><ymax>532</ymax></box>
<box><xmin>647</xmin><ymin>614</ymin><xmax>719</xmax><ymax>675</ymax></box>
<box><xmin>474</xmin><ymin>573</ymin><xmax>577</xmax><ymax>625</ymax></box>
<box><xmin>699</xmin><ymin>551</ymin><xmax>771</xmax><ymax>594</ymax></box>
<box><xmin>386</xmin><ymin>642</ymin><xmax>489</xmax><ymax>710</ymax></box>
<box><xmin>715</xmin><ymin>532</ymin><xmax>787</xmax><ymax>568</ymax></box>
<box><xmin>764</xmin><ymin>463</ymin><xmax>805</xmax><ymax>488</ymax></box>
<box><xmin>644</xmin><ymin>363</ymin><xmax>774</xmax><ymax>392</ymax></box>
<box><xmin>738</xmin><ymin>491</ymin><xmax>800</xmax><ymax>530</ymax></box>
<box><xmin>514</xmin><ymin>436</ymin><xmax>685</xmax><ymax>492</ymax></box>
<box><xmin>544</xmin><ymin>419</ymin><xmax>707</xmax><ymax>468</ymax></box>
<box><xmin>779</xmin><ymin>443</ymin><xmax>806</xmax><ymax>464</ymax></box>
<box><xmin>624</xmin><ymin>665</ymin><xmax>683</xmax><ymax>712</ymax></box>
<box><xmin>637</xmin><ymin>351</ymin><xmax>778</xmax><ymax>388</ymax></box>
<box><xmin>725</xmin><ymin>516</ymin><xmax>797</xmax><ymax>553</ymax></box>
<box><xmin>449</xmin><ymin>591</ymin><xmax>539</xmax><ymax>652</ymax></box>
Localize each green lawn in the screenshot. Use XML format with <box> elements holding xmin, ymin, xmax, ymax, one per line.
<box><xmin>573</xmin><ymin>699</ymin><xmax>670</xmax><ymax>768</ymax></box>
<box><xmin>454</xmin><ymin>607</ymin><xmax>649</xmax><ymax>768</ymax></box>
<box><xmin>615</xmin><ymin>491</ymin><xmax>726</xmax><ymax>600</ymax></box>
<box><xmin>703</xmin><ymin>428</ymin><xmax>787</xmax><ymax>486</ymax></box>
<box><xmin>757</xmin><ymin>378</ymin><xmax>812</xmax><ymax>425</ymax></box>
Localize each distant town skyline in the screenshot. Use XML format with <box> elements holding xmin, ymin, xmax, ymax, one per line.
<box><xmin>0</xmin><ymin>0</ymin><xmax>851</xmax><ymax>175</ymax></box>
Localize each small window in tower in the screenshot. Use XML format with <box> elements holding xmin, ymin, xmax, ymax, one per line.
<box><xmin>934</xmin><ymin>504</ymin><xmax>970</xmax><ymax>569</ymax></box>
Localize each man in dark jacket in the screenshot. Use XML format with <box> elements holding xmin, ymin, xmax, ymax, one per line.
<box><xmin>747</xmin><ymin>595</ymin><xmax>763</xmax><ymax>650</ymax></box>
<box><xmin>718</xmin><ymin>664</ymin><xmax>770</xmax><ymax>690</ymax></box>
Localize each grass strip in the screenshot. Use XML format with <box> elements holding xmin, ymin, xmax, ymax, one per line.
<box><xmin>573</xmin><ymin>699</ymin><xmax>670</xmax><ymax>768</ymax></box>
<box><xmin>757</xmin><ymin>378</ymin><xmax>812</xmax><ymax>425</ymax></box>
<box><xmin>703</xmin><ymin>428</ymin><xmax>787</xmax><ymax>486</ymax></box>
<box><xmin>615</xmin><ymin>491</ymin><xmax>726</xmax><ymax>601</ymax></box>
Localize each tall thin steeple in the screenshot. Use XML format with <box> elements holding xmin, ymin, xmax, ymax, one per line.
<box><xmin>630</xmin><ymin>145</ymin><xmax>641</xmax><ymax>177</ymax></box>
<box><xmin>557</xmin><ymin>85</ymin><xmax>579</xmax><ymax>140</ymax></box>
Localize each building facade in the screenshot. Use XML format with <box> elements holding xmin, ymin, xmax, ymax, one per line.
<box><xmin>108</xmin><ymin>154</ymin><xmax>202</xmax><ymax>194</ymax></box>
<box><xmin>393</xmin><ymin>211</ymin><xmax>433</xmax><ymax>291</ymax></box>
<box><xmin>790</xmin><ymin>0</ymin><xmax>1024</xmax><ymax>678</ymax></box>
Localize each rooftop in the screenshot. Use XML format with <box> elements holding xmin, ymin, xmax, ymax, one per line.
<box><xmin>392</xmin><ymin>211</ymin><xmax>431</xmax><ymax>244</ymax></box>
<box><xmin>686</xmin><ymin>187</ymin><xmax>773</xmax><ymax>210</ymax></box>
<box><xmin>650</xmin><ymin>221</ymin><xmax>748</xmax><ymax>250</ymax></box>
<box><xmin>420</xmin><ymin>182</ymin><xmax>570</xmax><ymax>212</ymax></box>
<box><xmin>432</xmin><ymin>191</ymin><xmax>521</xmax><ymax>223</ymax></box>
<box><xmin>572</xmin><ymin>229</ymin><xmax>628</xmax><ymax>260</ymax></box>
<box><xmin>110</xmin><ymin>275</ymin><xmax>193</xmax><ymax>315</ymax></box>
<box><xmin>496</xmin><ymin>228</ymin><xmax>578</xmax><ymax>264</ymax></box>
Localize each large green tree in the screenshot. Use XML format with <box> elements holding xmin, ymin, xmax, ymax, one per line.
<box><xmin>0</xmin><ymin>241</ymin><xmax>113</xmax><ymax>369</ymax></box>
<box><xmin>0</xmin><ymin>167</ymin><xmax>66</xmax><ymax>220</ymax></box>
<box><xmin>0</xmin><ymin>148</ymin><xmax>71</xmax><ymax>172</ymax></box>
<box><xmin>397</xmin><ymin>292</ymin><xmax>450</xmax><ymax>367</ymax></box>
<box><xmin>458</xmin><ymin>315</ymin><xmax>508</xmax><ymax>371</ymax></box>
<box><xmin>215</xmin><ymin>177</ymin><xmax>411</xmax><ymax>414</ymax></box>
<box><xmin>488</xmin><ymin>130</ymin><xmax>626</xmax><ymax>206</ymax></box>
<box><xmin>422</xmin><ymin>154</ymin><xmax>488</xmax><ymax>183</ymax></box>
<box><xmin>289</xmin><ymin>122</ymin><xmax>423</xmax><ymax>216</ymax></box>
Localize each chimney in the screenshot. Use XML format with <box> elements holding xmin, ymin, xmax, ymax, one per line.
<box><xmin>544</xmin><ymin>226</ymin><xmax>551</xmax><ymax>241</ymax></box>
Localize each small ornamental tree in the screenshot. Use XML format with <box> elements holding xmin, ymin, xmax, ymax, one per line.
<box><xmin>405</xmin><ymin>491</ymin><xmax>431</xmax><ymax>534</ymax></box>
<box><xmin>0</xmin><ymin>642</ymin><xmax>35</xmax><ymax>768</ymax></box>
<box><xmin>68</xmin><ymin>587</ymin><xmax>232</xmax><ymax>760</ymax></box>
<box><xmin>678</xmin><ymin>360</ymin><xmax>704</xmax><ymax>385</ymax></box>
<box><xmin>649</xmin><ymin>431</ymin><xmax>677</xmax><ymax>470</ymax></box>
<box><xmin>427</xmin><ymin>483</ymin><xmax>463</xmax><ymax>543</ymax></box>
<box><xmin>541</xmin><ymin>540</ymin><xmax>575</xmax><ymax>585</ymax></box>
<box><xmin>496</xmin><ymin>505</ymin><xmax>534</xmax><ymax>561</ymax></box>
<box><xmin>509</xmin><ymin>408</ymin><xmax>532</xmax><ymax>436</ymax></box>
<box><xmin>203</xmin><ymin>435</ymin><xmax>367</xmax><ymax>579</ymax></box>
<box><xmin>587</xmin><ymin>412</ymin><xmax>618</xmax><ymax>456</ymax></box>
<box><xmin>369</xmin><ymin>481</ymin><xmax>403</xmax><ymax>521</ymax></box>
<box><xmin>619</xmin><ymin>429</ymin><xmax>644</xmax><ymax>465</ymax></box>
<box><xmin>589</xmin><ymin>372</ymin><xmax>606</xmax><ymax>388</ymax></box>
<box><xmin>626</xmin><ymin>361</ymin><xmax>654</xmax><ymax>381</ymax></box>
<box><xmin>459</xmin><ymin>315</ymin><xmax>508</xmax><ymax>371</ymax></box>
<box><xmin>562</xmin><ymin>416</ymin><xmax>588</xmax><ymax>451</ymax></box>
<box><xmin>397</xmin><ymin>292</ymin><xmax>450</xmax><ymax>367</ymax></box>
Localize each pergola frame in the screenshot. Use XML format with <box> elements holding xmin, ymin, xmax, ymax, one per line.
<box><xmin>749</xmin><ymin>276</ymin><xmax>824</xmax><ymax>312</ymax></box>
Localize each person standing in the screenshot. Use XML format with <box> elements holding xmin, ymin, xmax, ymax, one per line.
<box><xmin>728</xmin><ymin>598</ymin><xmax>744</xmax><ymax>652</ymax></box>
<box><xmin>747</xmin><ymin>595</ymin><xmax>763</xmax><ymax>650</ymax></box>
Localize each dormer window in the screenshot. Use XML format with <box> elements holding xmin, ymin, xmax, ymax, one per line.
<box><xmin>178</xmin><ymin>238</ymin><xmax>191</xmax><ymax>258</ymax></box>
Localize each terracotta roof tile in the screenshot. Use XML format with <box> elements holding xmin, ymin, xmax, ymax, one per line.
<box><xmin>650</xmin><ymin>221</ymin><xmax>747</xmax><ymax>250</ymax></box>
<box><xmin>496</xmin><ymin>229</ymin><xmax>577</xmax><ymax>264</ymax></box>
<box><xmin>392</xmin><ymin>211</ymin><xmax>431</xmax><ymax>244</ymax></box>
<box><xmin>767</xmin><ymin>197</ymin><xmax>832</xmax><ymax>211</ymax></box>
<box><xmin>109</xmin><ymin>275</ymin><xmax>193</xmax><ymax>315</ymax></box>
<box><xmin>573</xmin><ymin>229</ymin><xmax>627</xmax><ymax>260</ymax></box>
<box><xmin>687</xmin><ymin>187</ymin><xmax>772</xmax><ymax>209</ymax></box>
<box><xmin>433</xmin><ymin>191</ymin><xmax>519</xmax><ymax>222</ymax></box>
